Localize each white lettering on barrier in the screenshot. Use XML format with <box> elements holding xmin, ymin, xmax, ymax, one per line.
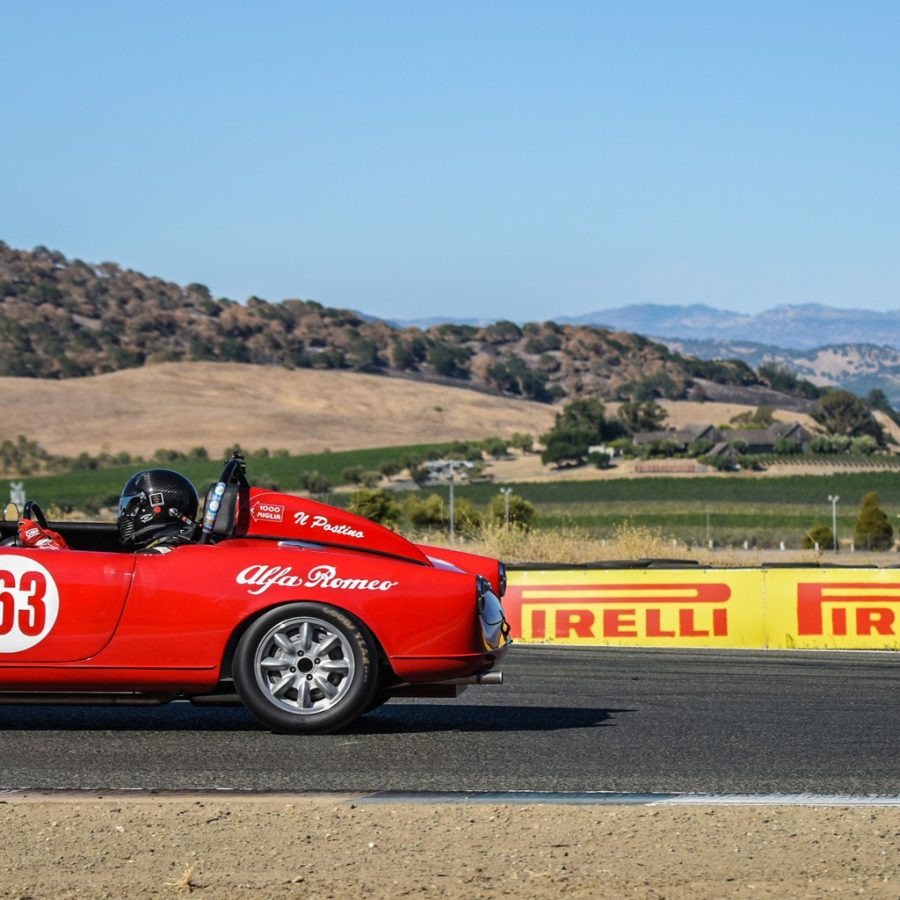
<box><xmin>236</xmin><ymin>564</ymin><xmax>397</xmax><ymax>596</ymax></box>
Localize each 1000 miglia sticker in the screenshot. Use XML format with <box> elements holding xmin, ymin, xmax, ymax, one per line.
<box><xmin>0</xmin><ymin>556</ymin><xmax>60</xmax><ymax>652</ymax></box>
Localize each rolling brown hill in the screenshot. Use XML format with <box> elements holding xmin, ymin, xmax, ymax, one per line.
<box><xmin>0</xmin><ymin>362</ymin><xmax>559</xmax><ymax>456</ymax></box>
<box><xmin>0</xmin><ymin>242</ymin><xmax>770</xmax><ymax>405</ymax></box>
<box><xmin>0</xmin><ymin>361</ymin><xmax>854</xmax><ymax>466</ymax></box>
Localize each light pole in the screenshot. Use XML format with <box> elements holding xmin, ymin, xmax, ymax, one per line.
<box><xmin>828</xmin><ymin>494</ymin><xmax>839</xmax><ymax>552</ymax></box>
<box><xmin>448</xmin><ymin>467</ymin><xmax>455</xmax><ymax>541</ymax></box>
<box><xmin>499</xmin><ymin>487</ymin><xmax>512</xmax><ymax>529</ymax></box>
<box><xmin>422</xmin><ymin>459</ymin><xmax>474</xmax><ymax>541</ymax></box>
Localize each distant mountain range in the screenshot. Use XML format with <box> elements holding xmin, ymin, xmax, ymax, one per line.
<box><xmin>397</xmin><ymin>303</ymin><xmax>900</xmax><ymax>405</ymax></box>
<box><xmin>556</xmin><ymin>303</ymin><xmax>900</xmax><ymax>351</ymax></box>
<box><xmin>398</xmin><ymin>303</ymin><xmax>900</xmax><ymax>351</ymax></box>
<box><xmin>562</xmin><ymin>303</ymin><xmax>900</xmax><ymax>404</ymax></box>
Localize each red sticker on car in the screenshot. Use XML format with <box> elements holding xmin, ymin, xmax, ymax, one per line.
<box><xmin>250</xmin><ymin>502</ymin><xmax>285</xmax><ymax>524</ymax></box>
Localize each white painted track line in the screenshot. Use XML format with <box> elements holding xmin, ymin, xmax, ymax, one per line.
<box><xmin>1</xmin><ymin>789</ymin><xmax>899</xmax><ymax>806</ymax></box>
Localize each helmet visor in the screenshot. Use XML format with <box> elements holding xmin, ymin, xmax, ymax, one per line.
<box><xmin>119</xmin><ymin>492</ymin><xmax>146</xmax><ymax>518</ymax></box>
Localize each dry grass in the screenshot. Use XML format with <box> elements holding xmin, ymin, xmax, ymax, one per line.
<box><xmin>0</xmin><ymin>362</ymin><xmax>849</xmax><ymax>463</ymax></box>
<box><xmin>0</xmin><ymin>362</ymin><xmax>558</xmax><ymax>457</ymax></box>
<box><xmin>642</xmin><ymin>398</ymin><xmax>818</xmax><ymax>432</ymax></box>
<box><xmin>163</xmin><ymin>864</ymin><xmax>197</xmax><ymax>893</ymax></box>
<box><xmin>427</xmin><ymin>521</ymin><xmax>824</xmax><ymax>567</ymax></box>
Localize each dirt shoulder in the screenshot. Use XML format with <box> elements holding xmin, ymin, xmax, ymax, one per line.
<box><xmin>0</xmin><ymin>796</ymin><xmax>897</xmax><ymax>898</ymax></box>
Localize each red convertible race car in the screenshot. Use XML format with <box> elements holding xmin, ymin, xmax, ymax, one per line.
<box><xmin>0</xmin><ymin>457</ymin><xmax>511</xmax><ymax>733</ymax></box>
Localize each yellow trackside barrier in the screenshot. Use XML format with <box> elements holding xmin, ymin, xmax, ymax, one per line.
<box><xmin>505</xmin><ymin>567</ymin><xmax>900</xmax><ymax>650</ymax></box>
<box><xmin>764</xmin><ymin>568</ymin><xmax>900</xmax><ymax>650</ymax></box>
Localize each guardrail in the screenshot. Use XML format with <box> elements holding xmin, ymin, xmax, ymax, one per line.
<box><xmin>505</xmin><ymin>562</ymin><xmax>900</xmax><ymax>650</ymax></box>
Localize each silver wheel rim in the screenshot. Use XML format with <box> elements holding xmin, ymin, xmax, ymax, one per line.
<box><xmin>253</xmin><ymin>616</ymin><xmax>356</xmax><ymax>716</ymax></box>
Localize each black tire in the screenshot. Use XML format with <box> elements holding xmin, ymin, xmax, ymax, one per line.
<box><xmin>233</xmin><ymin>603</ymin><xmax>379</xmax><ymax>734</ymax></box>
<box><xmin>364</xmin><ymin>691</ymin><xmax>392</xmax><ymax>714</ymax></box>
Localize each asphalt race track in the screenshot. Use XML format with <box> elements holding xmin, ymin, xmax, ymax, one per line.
<box><xmin>0</xmin><ymin>647</ymin><xmax>897</xmax><ymax>794</ymax></box>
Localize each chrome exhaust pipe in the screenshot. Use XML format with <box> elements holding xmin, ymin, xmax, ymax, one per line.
<box><xmin>442</xmin><ymin>672</ymin><xmax>503</xmax><ymax>686</ymax></box>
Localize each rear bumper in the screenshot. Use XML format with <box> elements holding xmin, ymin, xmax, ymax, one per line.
<box><xmin>479</xmin><ymin>587</ymin><xmax>510</xmax><ymax>652</ymax></box>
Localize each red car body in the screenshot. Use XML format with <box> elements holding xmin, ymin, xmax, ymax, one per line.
<box><xmin>0</xmin><ymin>484</ymin><xmax>510</xmax><ymax>732</ymax></box>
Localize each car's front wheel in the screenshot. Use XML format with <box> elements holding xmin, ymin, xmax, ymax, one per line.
<box><xmin>233</xmin><ymin>603</ymin><xmax>378</xmax><ymax>734</ymax></box>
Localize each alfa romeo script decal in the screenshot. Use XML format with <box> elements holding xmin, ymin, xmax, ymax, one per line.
<box><xmin>237</xmin><ymin>564</ymin><xmax>398</xmax><ymax>596</ymax></box>
<box><xmin>0</xmin><ymin>555</ymin><xmax>60</xmax><ymax>653</ymax></box>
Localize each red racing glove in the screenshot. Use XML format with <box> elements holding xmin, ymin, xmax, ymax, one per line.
<box><xmin>18</xmin><ymin>519</ymin><xmax>68</xmax><ymax>550</ymax></box>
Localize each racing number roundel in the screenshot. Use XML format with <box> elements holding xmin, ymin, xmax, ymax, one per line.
<box><xmin>0</xmin><ymin>555</ymin><xmax>60</xmax><ymax>653</ymax></box>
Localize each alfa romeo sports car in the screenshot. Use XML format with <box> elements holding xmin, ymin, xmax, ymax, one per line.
<box><xmin>0</xmin><ymin>457</ymin><xmax>511</xmax><ymax>733</ymax></box>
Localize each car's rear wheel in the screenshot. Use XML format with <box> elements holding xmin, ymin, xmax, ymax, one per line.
<box><xmin>233</xmin><ymin>603</ymin><xmax>378</xmax><ymax>734</ymax></box>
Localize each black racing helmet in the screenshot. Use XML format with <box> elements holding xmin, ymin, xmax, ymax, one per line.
<box><xmin>117</xmin><ymin>468</ymin><xmax>199</xmax><ymax>549</ymax></box>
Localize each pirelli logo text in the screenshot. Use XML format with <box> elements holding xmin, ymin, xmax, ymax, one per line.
<box><xmin>797</xmin><ymin>582</ymin><xmax>900</xmax><ymax>637</ymax></box>
<box><xmin>506</xmin><ymin>582</ymin><xmax>731</xmax><ymax>643</ymax></box>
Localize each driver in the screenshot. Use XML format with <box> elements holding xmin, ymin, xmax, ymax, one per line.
<box><xmin>17</xmin><ymin>468</ymin><xmax>200</xmax><ymax>555</ymax></box>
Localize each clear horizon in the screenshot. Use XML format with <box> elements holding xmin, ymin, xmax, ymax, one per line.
<box><xmin>3</xmin><ymin>1</ymin><xmax>900</xmax><ymax>321</ymax></box>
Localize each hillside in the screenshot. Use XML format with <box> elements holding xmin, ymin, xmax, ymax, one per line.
<box><xmin>0</xmin><ymin>242</ymin><xmax>778</xmax><ymax>404</ymax></box>
<box><xmin>665</xmin><ymin>338</ymin><xmax>900</xmax><ymax>406</ymax></box>
<box><xmin>0</xmin><ymin>361</ymin><xmax>844</xmax><ymax>463</ymax></box>
<box><xmin>0</xmin><ymin>362</ymin><xmax>558</xmax><ymax>456</ymax></box>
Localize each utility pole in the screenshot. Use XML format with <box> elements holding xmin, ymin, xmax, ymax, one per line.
<box><xmin>423</xmin><ymin>459</ymin><xmax>475</xmax><ymax>541</ymax></box>
<box><xmin>499</xmin><ymin>487</ymin><xmax>512</xmax><ymax>529</ymax></box>
<box><xmin>828</xmin><ymin>494</ymin><xmax>839</xmax><ymax>552</ymax></box>
<box><xmin>448</xmin><ymin>467</ymin><xmax>455</xmax><ymax>541</ymax></box>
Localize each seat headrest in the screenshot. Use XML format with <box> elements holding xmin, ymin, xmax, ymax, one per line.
<box><xmin>202</xmin><ymin>483</ymin><xmax>239</xmax><ymax>537</ymax></box>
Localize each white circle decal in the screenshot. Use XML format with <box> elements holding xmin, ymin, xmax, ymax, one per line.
<box><xmin>0</xmin><ymin>555</ymin><xmax>60</xmax><ymax>653</ymax></box>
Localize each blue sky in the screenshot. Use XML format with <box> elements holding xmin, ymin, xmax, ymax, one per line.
<box><xmin>3</xmin><ymin>1</ymin><xmax>900</xmax><ymax>321</ymax></box>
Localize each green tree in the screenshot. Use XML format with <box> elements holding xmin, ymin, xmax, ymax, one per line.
<box><xmin>348</xmin><ymin>488</ymin><xmax>400</xmax><ymax>526</ymax></box>
<box><xmin>758</xmin><ymin>365</ymin><xmax>821</xmax><ymax>398</ymax></box>
<box><xmin>508</xmin><ymin>432</ymin><xmax>534</xmax><ymax>453</ymax></box>
<box><xmin>811</xmin><ymin>390</ymin><xmax>885</xmax><ymax>445</ymax></box>
<box><xmin>403</xmin><ymin>494</ymin><xmax>448</xmax><ymax>530</ymax></box>
<box><xmin>850</xmin><ymin>435</ymin><xmax>878</xmax><ymax>455</ymax></box>
<box><xmin>341</xmin><ymin>465</ymin><xmax>366</xmax><ymax>484</ymax></box>
<box><xmin>865</xmin><ymin>388</ymin><xmax>900</xmax><ymax>426</ymax></box>
<box><xmin>540</xmin><ymin>422</ymin><xmax>596</xmax><ymax>467</ymax></box>
<box><xmin>773</xmin><ymin>436</ymin><xmax>801</xmax><ymax>455</ymax></box>
<box><xmin>617</xmin><ymin>400</ymin><xmax>668</xmax><ymax>434</ymax></box>
<box><xmin>452</xmin><ymin>497</ymin><xmax>483</xmax><ymax>536</ymax></box>
<box><xmin>803</xmin><ymin>524</ymin><xmax>837</xmax><ymax>551</ymax></box>
<box><xmin>427</xmin><ymin>342</ymin><xmax>470</xmax><ymax>377</ymax></box>
<box><xmin>730</xmin><ymin>406</ymin><xmax>776</xmax><ymax>428</ymax></box>
<box><xmin>853</xmin><ymin>491</ymin><xmax>894</xmax><ymax>550</ymax></box>
<box><xmin>490</xmin><ymin>492</ymin><xmax>536</xmax><ymax>530</ymax></box>
<box><xmin>347</xmin><ymin>337</ymin><xmax>382</xmax><ymax>370</ymax></box>
<box><xmin>809</xmin><ymin>434</ymin><xmax>851</xmax><ymax>454</ymax></box>
<box><xmin>482</xmin><ymin>320</ymin><xmax>522</xmax><ymax>344</ymax></box>
<box><xmin>540</xmin><ymin>397</ymin><xmax>625</xmax><ymax>467</ymax></box>
<box><xmin>481</xmin><ymin>436</ymin><xmax>509</xmax><ymax>459</ymax></box>
<box><xmin>378</xmin><ymin>460</ymin><xmax>403</xmax><ymax>479</ymax></box>
<box><xmin>302</xmin><ymin>471</ymin><xmax>332</xmax><ymax>496</ymax></box>
<box><xmin>152</xmin><ymin>448</ymin><xmax>188</xmax><ymax>463</ymax></box>
<box><xmin>557</xmin><ymin>397</ymin><xmax>612</xmax><ymax>434</ymax></box>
